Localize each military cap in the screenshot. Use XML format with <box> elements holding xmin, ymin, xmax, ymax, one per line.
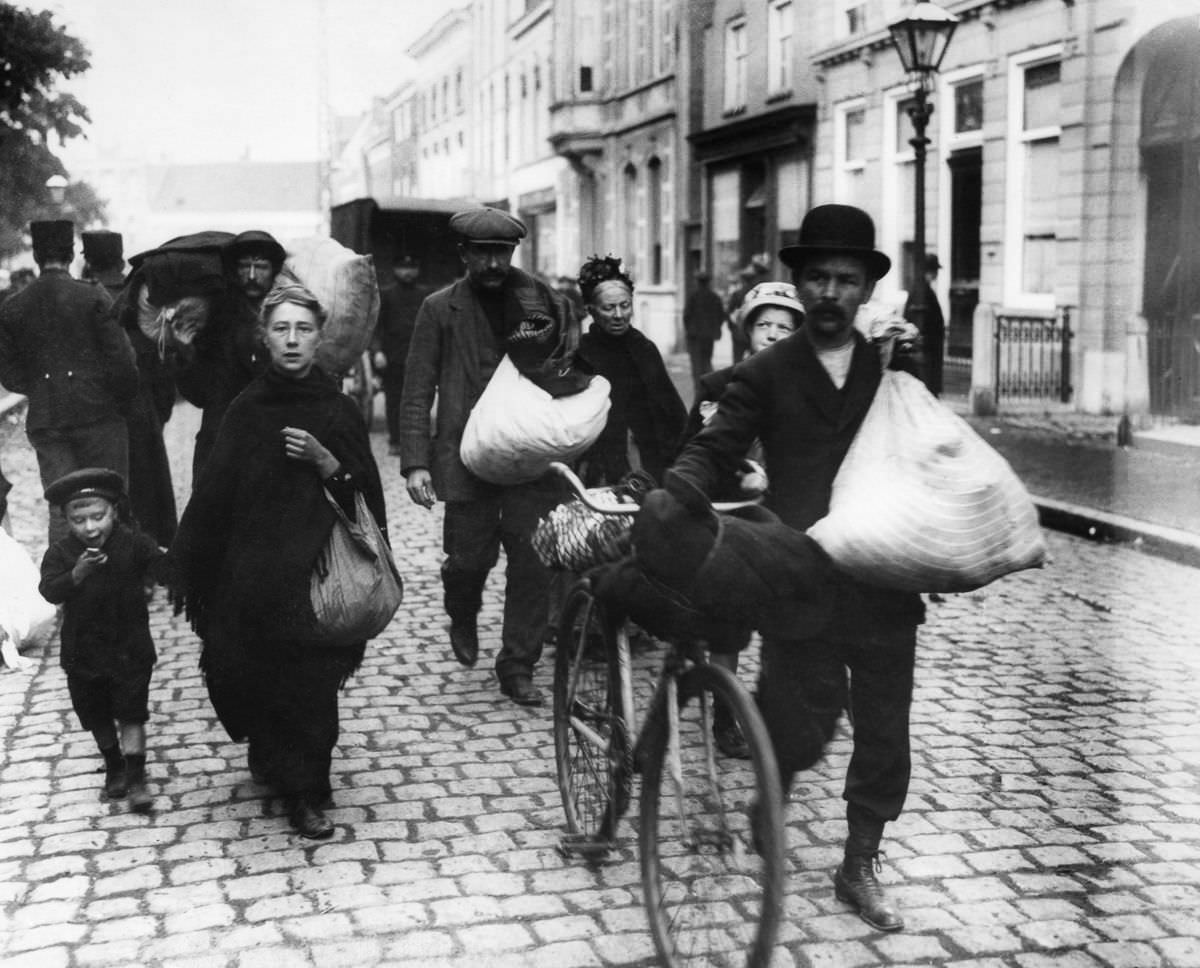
<box><xmin>82</xmin><ymin>230</ymin><xmax>125</xmax><ymax>270</ymax></box>
<box><xmin>30</xmin><ymin>220</ymin><xmax>75</xmax><ymax>257</ymax></box>
<box><xmin>228</xmin><ymin>229</ymin><xmax>286</xmax><ymax>268</ymax></box>
<box><xmin>44</xmin><ymin>467</ymin><xmax>126</xmax><ymax>508</ymax></box>
<box><xmin>449</xmin><ymin>207</ymin><xmax>527</xmax><ymax>246</ymax></box>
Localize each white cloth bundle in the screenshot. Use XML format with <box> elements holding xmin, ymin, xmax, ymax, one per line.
<box><xmin>281</xmin><ymin>237</ymin><xmax>380</xmax><ymax>377</ymax></box>
<box><xmin>808</xmin><ymin>370</ymin><xmax>1046</xmax><ymax>592</ymax></box>
<box><xmin>461</xmin><ymin>355</ymin><xmax>611</xmax><ymax>485</ymax></box>
<box><xmin>0</xmin><ymin>530</ymin><xmax>56</xmax><ymax>663</ymax></box>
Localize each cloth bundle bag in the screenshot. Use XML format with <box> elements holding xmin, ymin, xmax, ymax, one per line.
<box><xmin>0</xmin><ymin>529</ymin><xmax>57</xmax><ymax>658</ymax></box>
<box><xmin>807</xmin><ymin>369</ymin><xmax>1046</xmax><ymax>592</ymax></box>
<box><xmin>460</xmin><ymin>355</ymin><xmax>611</xmax><ymax>485</ymax></box>
<box><xmin>310</xmin><ymin>490</ymin><xmax>403</xmax><ymax>646</ymax></box>
<box><xmin>281</xmin><ymin>237</ymin><xmax>380</xmax><ymax>377</ymax></box>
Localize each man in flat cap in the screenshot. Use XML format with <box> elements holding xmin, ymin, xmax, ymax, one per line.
<box><xmin>398</xmin><ymin>206</ymin><xmax>578</xmax><ymax>707</ymax></box>
<box><xmin>666</xmin><ymin>204</ymin><xmax>925</xmax><ymax>933</ymax></box>
<box><xmin>82</xmin><ymin>230</ymin><xmax>127</xmax><ymax>297</ymax></box>
<box><xmin>373</xmin><ymin>252</ymin><xmax>430</xmax><ymax>456</ymax></box>
<box><xmin>0</xmin><ymin>220</ymin><xmax>138</xmax><ymax>545</ymax></box>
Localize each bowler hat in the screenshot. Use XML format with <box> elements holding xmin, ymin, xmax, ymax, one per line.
<box><xmin>30</xmin><ymin>220</ymin><xmax>75</xmax><ymax>258</ymax></box>
<box><xmin>924</xmin><ymin>253</ymin><xmax>942</xmax><ymax>272</ymax></box>
<box><xmin>82</xmin><ymin>230</ymin><xmax>125</xmax><ymax>271</ymax></box>
<box><xmin>228</xmin><ymin>230</ymin><xmax>286</xmax><ymax>269</ymax></box>
<box><xmin>779</xmin><ymin>204</ymin><xmax>891</xmax><ymax>280</ymax></box>
<box><xmin>449</xmin><ymin>207</ymin><xmax>527</xmax><ymax>245</ymax></box>
<box><xmin>44</xmin><ymin>467</ymin><xmax>126</xmax><ymax>508</ymax></box>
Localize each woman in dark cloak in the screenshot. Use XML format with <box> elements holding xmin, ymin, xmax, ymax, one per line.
<box><xmin>169</xmin><ymin>282</ymin><xmax>387</xmax><ymax>839</ymax></box>
<box><xmin>574</xmin><ymin>255</ymin><xmax>687</xmax><ymax>488</ymax></box>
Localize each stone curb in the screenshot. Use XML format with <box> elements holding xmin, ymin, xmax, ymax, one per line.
<box><xmin>1034</xmin><ymin>493</ymin><xmax>1200</xmax><ymax>570</ymax></box>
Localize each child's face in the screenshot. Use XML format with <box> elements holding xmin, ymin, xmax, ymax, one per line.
<box><xmin>65</xmin><ymin>496</ymin><xmax>116</xmax><ymax>548</ymax></box>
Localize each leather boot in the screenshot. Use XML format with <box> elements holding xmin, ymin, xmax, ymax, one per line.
<box><xmin>833</xmin><ymin>816</ymin><xmax>904</xmax><ymax>931</ymax></box>
<box><xmin>443</xmin><ymin>568</ymin><xmax>485</xmax><ymax>667</ymax></box>
<box><xmin>100</xmin><ymin>745</ymin><xmax>127</xmax><ymax>800</ymax></box>
<box><xmin>124</xmin><ymin>753</ymin><xmax>153</xmax><ymax>814</ymax></box>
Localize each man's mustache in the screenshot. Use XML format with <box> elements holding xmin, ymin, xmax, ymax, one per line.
<box><xmin>810</xmin><ymin>301</ymin><xmax>846</xmax><ymax>320</ymax></box>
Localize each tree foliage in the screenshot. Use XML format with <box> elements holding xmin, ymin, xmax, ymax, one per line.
<box><xmin>0</xmin><ymin>4</ymin><xmax>106</xmax><ymax>260</ymax></box>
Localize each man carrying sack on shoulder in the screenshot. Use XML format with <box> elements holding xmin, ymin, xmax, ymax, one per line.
<box><xmin>661</xmin><ymin>204</ymin><xmax>924</xmax><ymax>932</ymax></box>
<box><xmin>397</xmin><ymin>207</ymin><xmax>578</xmax><ymax>708</ymax></box>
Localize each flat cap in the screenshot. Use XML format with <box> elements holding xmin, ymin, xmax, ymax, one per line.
<box><xmin>44</xmin><ymin>467</ymin><xmax>126</xmax><ymax>508</ymax></box>
<box><xmin>82</xmin><ymin>230</ymin><xmax>124</xmax><ymax>270</ymax></box>
<box><xmin>30</xmin><ymin>220</ymin><xmax>75</xmax><ymax>254</ymax></box>
<box><xmin>449</xmin><ymin>207</ymin><xmax>526</xmax><ymax>245</ymax></box>
<box><xmin>229</xmin><ymin>229</ymin><xmax>286</xmax><ymax>268</ymax></box>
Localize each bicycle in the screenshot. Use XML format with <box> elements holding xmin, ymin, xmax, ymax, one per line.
<box><xmin>544</xmin><ymin>461</ymin><xmax>785</xmax><ymax>968</ymax></box>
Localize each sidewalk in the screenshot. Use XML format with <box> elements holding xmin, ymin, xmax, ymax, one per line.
<box><xmin>664</xmin><ymin>351</ymin><xmax>1200</xmax><ymax>570</ymax></box>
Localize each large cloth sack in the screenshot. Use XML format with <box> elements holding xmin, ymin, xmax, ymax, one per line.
<box><xmin>282</xmin><ymin>237</ymin><xmax>380</xmax><ymax>376</ymax></box>
<box><xmin>0</xmin><ymin>530</ymin><xmax>57</xmax><ymax>652</ymax></box>
<box><xmin>309</xmin><ymin>490</ymin><xmax>403</xmax><ymax>646</ymax></box>
<box><xmin>461</xmin><ymin>355</ymin><xmax>611</xmax><ymax>485</ymax></box>
<box><xmin>807</xmin><ymin>369</ymin><xmax>1046</xmax><ymax>592</ymax></box>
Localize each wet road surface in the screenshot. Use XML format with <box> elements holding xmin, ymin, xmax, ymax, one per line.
<box><xmin>1</xmin><ymin>402</ymin><xmax>1199</xmax><ymax>967</ymax></box>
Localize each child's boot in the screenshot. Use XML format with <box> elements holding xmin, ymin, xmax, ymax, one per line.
<box><xmin>124</xmin><ymin>752</ymin><xmax>153</xmax><ymax>813</ymax></box>
<box><xmin>101</xmin><ymin>745</ymin><xmax>127</xmax><ymax>800</ymax></box>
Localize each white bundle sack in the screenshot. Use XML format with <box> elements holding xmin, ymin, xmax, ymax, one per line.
<box><xmin>0</xmin><ymin>530</ymin><xmax>57</xmax><ymax>661</ymax></box>
<box><xmin>281</xmin><ymin>237</ymin><xmax>380</xmax><ymax>377</ymax></box>
<box><xmin>808</xmin><ymin>369</ymin><xmax>1046</xmax><ymax>592</ymax></box>
<box><xmin>461</xmin><ymin>355</ymin><xmax>611</xmax><ymax>485</ymax></box>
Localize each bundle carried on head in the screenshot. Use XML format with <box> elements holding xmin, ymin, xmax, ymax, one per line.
<box><xmin>578</xmin><ymin>254</ymin><xmax>633</xmax><ymax>305</ymax></box>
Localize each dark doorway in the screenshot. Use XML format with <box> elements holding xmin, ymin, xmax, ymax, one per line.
<box><xmin>1141</xmin><ymin>23</ymin><xmax>1200</xmax><ymax>417</ymax></box>
<box><xmin>945</xmin><ymin>147</ymin><xmax>981</xmax><ymax>395</ymax></box>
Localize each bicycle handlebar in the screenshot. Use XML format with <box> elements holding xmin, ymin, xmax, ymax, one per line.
<box><xmin>547</xmin><ymin>461</ymin><xmax>761</xmax><ymax>515</ymax></box>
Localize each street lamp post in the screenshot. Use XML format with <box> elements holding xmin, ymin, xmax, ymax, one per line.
<box><xmin>45</xmin><ymin>174</ymin><xmax>68</xmax><ymax>209</ymax></box>
<box><xmin>888</xmin><ymin>2</ymin><xmax>959</xmax><ymax>365</ymax></box>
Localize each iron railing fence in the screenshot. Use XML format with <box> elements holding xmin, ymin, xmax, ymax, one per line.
<box><xmin>994</xmin><ymin>308</ymin><xmax>1073</xmax><ymax>403</ymax></box>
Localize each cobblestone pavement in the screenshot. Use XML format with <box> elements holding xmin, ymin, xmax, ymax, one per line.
<box><xmin>2</xmin><ymin>402</ymin><xmax>1200</xmax><ymax>968</ymax></box>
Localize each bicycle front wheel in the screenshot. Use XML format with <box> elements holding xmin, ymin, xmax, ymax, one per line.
<box><xmin>638</xmin><ymin>663</ymin><xmax>785</xmax><ymax>968</ymax></box>
<box><xmin>553</xmin><ymin>582</ymin><xmax>631</xmax><ymax>845</ymax></box>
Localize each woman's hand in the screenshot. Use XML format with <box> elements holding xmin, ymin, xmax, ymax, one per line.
<box><xmin>406</xmin><ymin>468</ymin><xmax>436</xmax><ymax>509</ymax></box>
<box><xmin>282</xmin><ymin>427</ymin><xmax>340</xmax><ymax>478</ymax></box>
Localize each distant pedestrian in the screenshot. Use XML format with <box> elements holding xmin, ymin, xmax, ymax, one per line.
<box><xmin>681</xmin><ymin>269</ymin><xmax>726</xmax><ymax>391</ymax></box>
<box><xmin>81</xmin><ymin>230</ymin><xmax>127</xmax><ymax>297</ymax></box>
<box><xmin>903</xmin><ymin>252</ymin><xmax>945</xmax><ymax>396</ymax></box>
<box><xmin>575</xmin><ymin>254</ymin><xmax>687</xmax><ymax>488</ymax></box>
<box><xmin>170</xmin><ymin>282</ymin><xmax>388</xmax><ymax>840</ymax></box>
<box><xmin>0</xmin><ymin>220</ymin><xmax>139</xmax><ymax>546</ymax></box>
<box><xmin>726</xmin><ymin>258</ymin><xmax>770</xmax><ymax>363</ymax></box>
<box><xmin>373</xmin><ymin>254</ymin><xmax>430</xmax><ymax>456</ymax></box>
<box><xmin>0</xmin><ymin>267</ymin><xmax>35</xmax><ymax>307</ymax></box>
<box><xmin>398</xmin><ymin>206</ymin><xmax>577</xmax><ymax>707</ymax></box>
<box><xmin>38</xmin><ymin>468</ymin><xmax>166</xmax><ymax>812</ymax></box>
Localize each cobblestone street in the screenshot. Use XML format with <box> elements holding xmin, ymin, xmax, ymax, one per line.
<box><xmin>2</xmin><ymin>402</ymin><xmax>1200</xmax><ymax>967</ymax></box>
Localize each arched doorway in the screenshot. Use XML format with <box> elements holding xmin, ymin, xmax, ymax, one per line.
<box><xmin>1141</xmin><ymin>20</ymin><xmax>1200</xmax><ymax>417</ymax></box>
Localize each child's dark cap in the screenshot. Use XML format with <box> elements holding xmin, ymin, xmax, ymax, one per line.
<box><xmin>44</xmin><ymin>468</ymin><xmax>126</xmax><ymax>508</ymax></box>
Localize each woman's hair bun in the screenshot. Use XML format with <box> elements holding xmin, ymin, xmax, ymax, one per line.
<box><xmin>578</xmin><ymin>254</ymin><xmax>634</xmax><ymax>303</ymax></box>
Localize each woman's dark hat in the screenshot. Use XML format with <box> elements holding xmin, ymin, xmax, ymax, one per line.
<box><xmin>44</xmin><ymin>467</ymin><xmax>126</xmax><ymax>508</ymax></box>
<box><xmin>779</xmin><ymin>204</ymin><xmax>891</xmax><ymax>280</ymax></box>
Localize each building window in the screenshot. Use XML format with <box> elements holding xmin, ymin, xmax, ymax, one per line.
<box><xmin>648</xmin><ymin>157</ymin><xmax>664</xmax><ymax>285</ymax></box>
<box><xmin>580</xmin><ymin>66</ymin><xmax>593</xmax><ymax>93</ymax></box>
<box><xmin>835</xmin><ymin>100</ymin><xmax>867</xmax><ymax>204</ymax></box>
<box><xmin>768</xmin><ymin>1</ymin><xmax>793</xmax><ymax>95</ymax></box>
<box><xmin>712</xmin><ymin>167</ymin><xmax>740</xmax><ymax>281</ymax></box>
<box><xmin>623</xmin><ymin>163</ymin><xmax>639</xmax><ymax>278</ymax></box>
<box><xmin>1007</xmin><ymin>50</ymin><xmax>1061</xmax><ymax>304</ymax></box>
<box><xmin>723</xmin><ymin>18</ymin><xmax>748</xmax><ymax>113</ymax></box>
<box><xmin>954</xmin><ymin>78</ymin><xmax>983</xmax><ymax>134</ymax></box>
<box><xmin>844</xmin><ymin>2</ymin><xmax>867</xmax><ymax>37</ymax></box>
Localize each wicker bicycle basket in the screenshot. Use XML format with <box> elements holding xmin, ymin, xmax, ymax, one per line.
<box><xmin>532</xmin><ymin>490</ymin><xmax>636</xmax><ymax>572</ymax></box>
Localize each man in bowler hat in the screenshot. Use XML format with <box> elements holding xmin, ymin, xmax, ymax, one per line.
<box><xmin>0</xmin><ymin>221</ymin><xmax>138</xmax><ymax>545</ymax></box>
<box><xmin>904</xmin><ymin>252</ymin><xmax>946</xmax><ymax>396</ymax></box>
<box><xmin>667</xmin><ymin>204</ymin><xmax>925</xmax><ymax>932</ymax></box>
<box><xmin>397</xmin><ymin>207</ymin><xmax>576</xmax><ymax>706</ymax></box>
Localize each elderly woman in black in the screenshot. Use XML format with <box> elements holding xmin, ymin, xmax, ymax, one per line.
<box><xmin>575</xmin><ymin>255</ymin><xmax>687</xmax><ymax>488</ymax></box>
<box><xmin>170</xmin><ymin>282</ymin><xmax>387</xmax><ymax>839</ymax></box>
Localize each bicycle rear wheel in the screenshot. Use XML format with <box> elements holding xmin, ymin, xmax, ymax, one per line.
<box><xmin>638</xmin><ymin>663</ymin><xmax>785</xmax><ymax>968</ymax></box>
<box><xmin>553</xmin><ymin>582</ymin><xmax>632</xmax><ymax>847</ymax></box>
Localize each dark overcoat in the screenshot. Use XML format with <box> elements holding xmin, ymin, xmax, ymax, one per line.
<box><xmin>669</xmin><ymin>328</ymin><xmax>925</xmax><ymax>635</ymax></box>
<box><xmin>0</xmin><ymin>268</ymin><xmax>138</xmax><ymax>431</ymax></box>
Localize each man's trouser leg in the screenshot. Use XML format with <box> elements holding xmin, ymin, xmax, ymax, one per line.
<box><xmin>442</xmin><ymin>498</ymin><xmax>500</xmax><ymax>636</ymax></box>
<box><xmin>30</xmin><ymin>417</ymin><xmax>129</xmax><ymax>546</ymax></box>
<box><xmin>493</xmin><ymin>479</ymin><xmax>559</xmax><ymax>683</ymax></box>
